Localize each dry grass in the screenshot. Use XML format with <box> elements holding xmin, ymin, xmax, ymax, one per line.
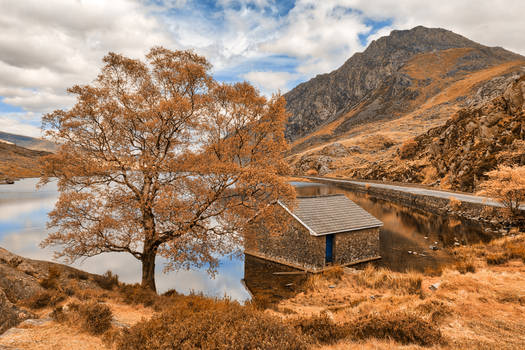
<box><xmin>23</xmin><ymin>289</ymin><xmax>66</xmax><ymax>309</ymax></box>
<box><xmin>353</xmin><ymin>265</ymin><xmax>422</xmax><ymax>295</ymax></box>
<box><xmin>115</xmin><ymin>295</ymin><xmax>310</xmax><ymax>350</ymax></box>
<box><xmin>273</xmin><ymin>235</ymin><xmax>525</xmax><ymax>349</ymax></box>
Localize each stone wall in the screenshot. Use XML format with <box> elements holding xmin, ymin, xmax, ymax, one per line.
<box><xmin>245</xmin><ymin>217</ymin><xmax>326</xmax><ymax>270</ymax></box>
<box><xmin>334</xmin><ymin>227</ymin><xmax>380</xmax><ymax>265</ymax></box>
<box><xmin>306</xmin><ymin>177</ymin><xmax>507</xmax><ymax>226</ymax></box>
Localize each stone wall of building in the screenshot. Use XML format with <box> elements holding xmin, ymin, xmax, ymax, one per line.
<box><xmin>244</xmin><ymin>207</ymin><xmax>381</xmax><ymax>270</ymax></box>
<box><xmin>333</xmin><ymin>227</ymin><xmax>380</xmax><ymax>265</ymax></box>
<box><xmin>244</xmin><ymin>217</ymin><xmax>326</xmax><ymax>270</ymax></box>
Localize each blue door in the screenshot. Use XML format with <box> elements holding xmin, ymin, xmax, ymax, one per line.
<box><xmin>325</xmin><ymin>234</ymin><xmax>334</xmax><ymax>264</ymax></box>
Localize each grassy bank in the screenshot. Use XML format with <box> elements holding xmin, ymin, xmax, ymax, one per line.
<box><xmin>1</xmin><ymin>234</ymin><xmax>524</xmax><ymax>349</ymax></box>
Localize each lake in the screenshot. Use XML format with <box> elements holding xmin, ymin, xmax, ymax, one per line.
<box><xmin>0</xmin><ymin>178</ymin><xmax>495</xmax><ymax>301</ymax></box>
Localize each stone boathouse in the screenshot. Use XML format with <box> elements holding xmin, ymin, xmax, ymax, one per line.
<box><xmin>244</xmin><ymin>194</ymin><xmax>383</xmax><ymax>272</ymax></box>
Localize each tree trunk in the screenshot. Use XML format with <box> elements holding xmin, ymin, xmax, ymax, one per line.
<box><xmin>141</xmin><ymin>245</ymin><xmax>158</xmax><ymax>292</ymax></box>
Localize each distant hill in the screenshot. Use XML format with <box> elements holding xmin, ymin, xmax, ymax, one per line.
<box><xmin>0</xmin><ymin>142</ymin><xmax>50</xmax><ymax>180</ymax></box>
<box><xmin>0</xmin><ymin>131</ymin><xmax>57</xmax><ymax>152</ymax></box>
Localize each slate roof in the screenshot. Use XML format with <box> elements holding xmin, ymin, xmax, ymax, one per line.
<box><xmin>280</xmin><ymin>194</ymin><xmax>383</xmax><ymax>236</ymax></box>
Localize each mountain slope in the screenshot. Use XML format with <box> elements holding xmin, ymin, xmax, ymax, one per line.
<box><xmin>345</xmin><ymin>75</ymin><xmax>525</xmax><ymax>192</ymax></box>
<box><xmin>284</xmin><ymin>26</ymin><xmax>525</xmax><ymax>153</ymax></box>
<box><xmin>0</xmin><ymin>131</ymin><xmax>56</xmax><ymax>152</ymax></box>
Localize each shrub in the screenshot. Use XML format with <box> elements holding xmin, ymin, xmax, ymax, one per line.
<box><xmin>292</xmin><ymin>314</ymin><xmax>348</xmax><ymax>344</ymax></box>
<box><xmin>52</xmin><ymin>301</ymin><xmax>113</xmax><ymax>335</ymax></box>
<box><xmin>77</xmin><ymin>302</ymin><xmax>113</xmax><ymax>335</ymax></box>
<box><xmin>39</xmin><ymin>265</ymin><xmax>61</xmax><ymax>290</ymax></box>
<box><xmin>348</xmin><ymin>311</ymin><xmax>442</xmax><ymax>346</ymax></box>
<box><xmin>305</xmin><ymin>169</ymin><xmax>318</xmax><ymax>176</ymax></box>
<box><xmin>115</xmin><ymin>295</ymin><xmax>309</xmax><ymax>350</ymax></box>
<box><xmin>119</xmin><ymin>284</ymin><xmax>159</xmax><ymax>308</ymax></box>
<box><xmin>94</xmin><ymin>270</ymin><xmax>119</xmax><ymax>290</ymax></box>
<box><xmin>322</xmin><ymin>265</ymin><xmax>345</xmax><ymax>281</ymax></box>
<box><xmin>477</xmin><ymin>165</ymin><xmax>525</xmax><ymax>219</ymax></box>
<box><xmin>449</xmin><ymin>196</ymin><xmax>462</xmax><ymax>211</ymax></box>
<box><xmin>24</xmin><ymin>290</ymin><xmax>65</xmax><ymax>309</ymax></box>
<box><xmin>486</xmin><ymin>252</ymin><xmax>508</xmax><ymax>265</ymax></box>
<box><xmin>507</xmin><ymin>242</ymin><xmax>525</xmax><ymax>262</ymax></box>
<box><xmin>399</xmin><ymin>139</ymin><xmax>419</xmax><ymax>159</ymax></box>
<box><xmin>454</xmin><ymin>258</ymin><xmax>476</xmax><ymax>274</ymax></box>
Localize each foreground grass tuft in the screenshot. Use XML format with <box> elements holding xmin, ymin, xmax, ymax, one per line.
<box><xmin>115</xmin><ymin>295</ymin><xmax>309</xmax><ymax>350</ymax></box>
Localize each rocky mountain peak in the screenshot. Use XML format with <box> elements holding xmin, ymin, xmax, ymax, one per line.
<box><xmin>284</xmin><ymin>26</ymin><xmax>523</xmax><ymax>145</ymax></box>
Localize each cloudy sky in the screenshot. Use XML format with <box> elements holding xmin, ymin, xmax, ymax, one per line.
<box><xmin>1</xmin><ymin>0</ymin><xmax>524</xmax><ymax>137</ymax></box>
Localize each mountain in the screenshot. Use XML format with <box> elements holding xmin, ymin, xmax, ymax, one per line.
<box><xmin>284</xmin><ymin>26</ymin><xmax>525</xmax><ymax>153</ymax></box>
<box><xmin>0</xmin><ymin>142</ymin><xmax>50</xmax><ymax>180</ymax></box>
<box><xmin>0</xmin><ymin>131</ymin><xmax>57</xmax><ymax>152</ymax></box>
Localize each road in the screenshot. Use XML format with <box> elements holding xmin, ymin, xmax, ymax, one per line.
<box><xmin>304</xmin><ymin>176</ymin><xmax>524</xmax><ymax>210</ymax></box>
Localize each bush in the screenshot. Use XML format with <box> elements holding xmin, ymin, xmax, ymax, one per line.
<box><xmin>52</xmin><ymin>301</ymin><xmax>113</xmax><ymax>335</ymax></box>
<box><xmin>399</xmin><ymin>139</ymin><xmax>419</xmax><ymax>159</ymax></box>
<box><xmin>115</xmin><ymin>295</ymin><xmax>309</xmax><ymax>350</ymax></box>
<box><xmin>94</xmin><ymin>270</ymin><xmax>119</xmax><ymax>290</ymax></box>
<box><xmin>119</xmin><ymin>284</ymin><xmax>159</xmax><ymax>308</ymax></box>
<box><xmin>454</xmin><ymin>258</ymin><xmax>476</xmax><ymax>274</ymax></box>
<box><xmin>486</xmin><ymin>252</ymin><xmax>508</xmax><ymax>265</ymax></box>
<box><xmin>322</xmin><ymin>265</ymin><xmax>345</xmax><ymax>281</ymax></box>
<box><xmin>449</xmin><ymin>196</ymin><xmax>462</xmax><ymax>211</ymax></box>
<box><xmin>77</xmin><ymin>302</ymin><xmax>113</xmax><ymax>335</ymax></box>
<box><xmin>292</xmin><ymin>314</ymin><xmax>348</xmax><ymax>344</ymax></box>
<box><xmin>40</xmin><ymin>265</ymin><xmax>61</xmax><ymax>290</ymax></box>
<box><xmin>349</xmin><ymin>311</ymin><xmax>442</xmax><ymax>346</ymax></box>
<box><xmin>24</xmin><ymin>290</ymin><xmax>65</xmax><ymax>309</ymax></box>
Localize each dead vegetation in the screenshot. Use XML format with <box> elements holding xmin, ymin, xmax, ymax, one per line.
<box><xmin>2</xmin><ymin>234</ymin><xmax>525</xmax><ymax>349</ymax></box>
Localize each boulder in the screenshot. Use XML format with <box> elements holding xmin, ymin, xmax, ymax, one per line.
<box><xmin>320</xmin><ymin>142</ymin><xmax>348</xmax><ymax>157</ymax></box>
<box><xmin>0</xmin><ymin>289</ymin><xmax>34</xmax><ymax>334</ymax></box>
<box><xmin>0</xmin><ymin>264</ymin><xmax>44</xmax><ymax>303</ymax></box>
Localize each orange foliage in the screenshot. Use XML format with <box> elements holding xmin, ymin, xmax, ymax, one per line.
<box><xmin>40</xmin><ymin>47</ymin><xmax>295</xmax><ymax>291</ymax></box>
<box><xmin>399</xmin><ymin>139</ymin><xmax>419</xmax><ymax>159</ymax></box>
<box><xmin>477</xmin><ymin>165</ymin><xmax>525</xmax><ymax>218</ymax></box>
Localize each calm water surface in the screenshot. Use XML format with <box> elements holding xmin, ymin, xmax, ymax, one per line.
<box><xmin>0</xmin><ymin>179</ymin><xmax>495</xmax><ymax>301</ymax></box>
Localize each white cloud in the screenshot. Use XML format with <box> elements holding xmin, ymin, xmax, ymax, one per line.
<box><xmin>242</xmin><ymin>71</ymin><xmax>298</xmax><ymax>95</ymax></box>
<box><xmin>0</xmin><ymin>0</ymin><xmax>176</xmax><ymax>136</ymax></box>
<box><xmin>261</xmin><ymin>1</ymin><xmax>369</xmax><ymax>75</ymax></box>
<box><xmin>1</xmin><ymin>0</ymin><xmax>525</xmax><ymax>137</ymax></box>
<box><xmin>0</xmin><ymin>114</ymin><xmax>42</xmax><ymax>138</ymax></box>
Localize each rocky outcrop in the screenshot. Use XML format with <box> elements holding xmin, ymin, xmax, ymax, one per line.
<box><xmin>347</xmin><ymin>75</ymin><xmax>525</xmax><ymax>192</ymax></box>
<box><xmin>284</xmin><ymin>26</ymin><xmax>524</xmax><ymax>146</ymax></box>
<box><xmin>0</xmin><ymin>247</ymin><xmax>102</xmax><ymax>334</ymax></box>
<box><xmin>0</xmin><ymin>289</ymin><xmax>34</xmax><ymax>334</ymax></box>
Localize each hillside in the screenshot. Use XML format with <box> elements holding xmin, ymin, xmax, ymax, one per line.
<box><xmin>339</xmin><ymin>75</ymin><xmax>525</xmax><ymax>192</ymax></box>
<box><xmin>0</xmin><ymin>142</ymin><xmax>50</xmax><ymax>180</ymax></box>
<box><xmin>284</xmin><ymin>26</ymin><xmax>525</xmax><ymax>155</ymax></box>
<box><xmin>0</xmin><ymin>131</ymin><xmax>57</xmax><ymax>153</ymax></box>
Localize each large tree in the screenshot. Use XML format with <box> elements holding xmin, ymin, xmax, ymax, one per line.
<box><xmin>40</xmin><ymin>47</ymin><xmax>294</xmax><ymax>292</ymax></box>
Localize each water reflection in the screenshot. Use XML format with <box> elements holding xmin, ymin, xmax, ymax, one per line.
<box><xmin>0</xmin><ymin>178</ymin><xmax>250</xmax><ymax>300</ymax></box>
<box><xmin>293</xmin><ymin>181</ymin><xmax>496</xmax><ymax>272</ymax></box>
<box><xmin>243</xmin><ymin>254</ymin><xmax>307</xmax><ymax>307</ymax></box>
<box><xmin>1</xmin><ymin>179</ymin><xmax>497</xmax><ymax>301</ymax></box>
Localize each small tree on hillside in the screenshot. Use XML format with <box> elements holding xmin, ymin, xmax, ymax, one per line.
<box><xmin>40</xmin><ymin>47</ymin><xmax>295</xmax><ymax>292</ymax></box>
<box><xmin>477</xmin><ymin>165</ymin><xmax>525</xmax><ymax>218</ymax></box>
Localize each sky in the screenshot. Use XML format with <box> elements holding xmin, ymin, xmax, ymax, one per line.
<box><xmin>0</xmin><ymin>0</ymin><xmax>524</xmax><ymax>138</ymax></box>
